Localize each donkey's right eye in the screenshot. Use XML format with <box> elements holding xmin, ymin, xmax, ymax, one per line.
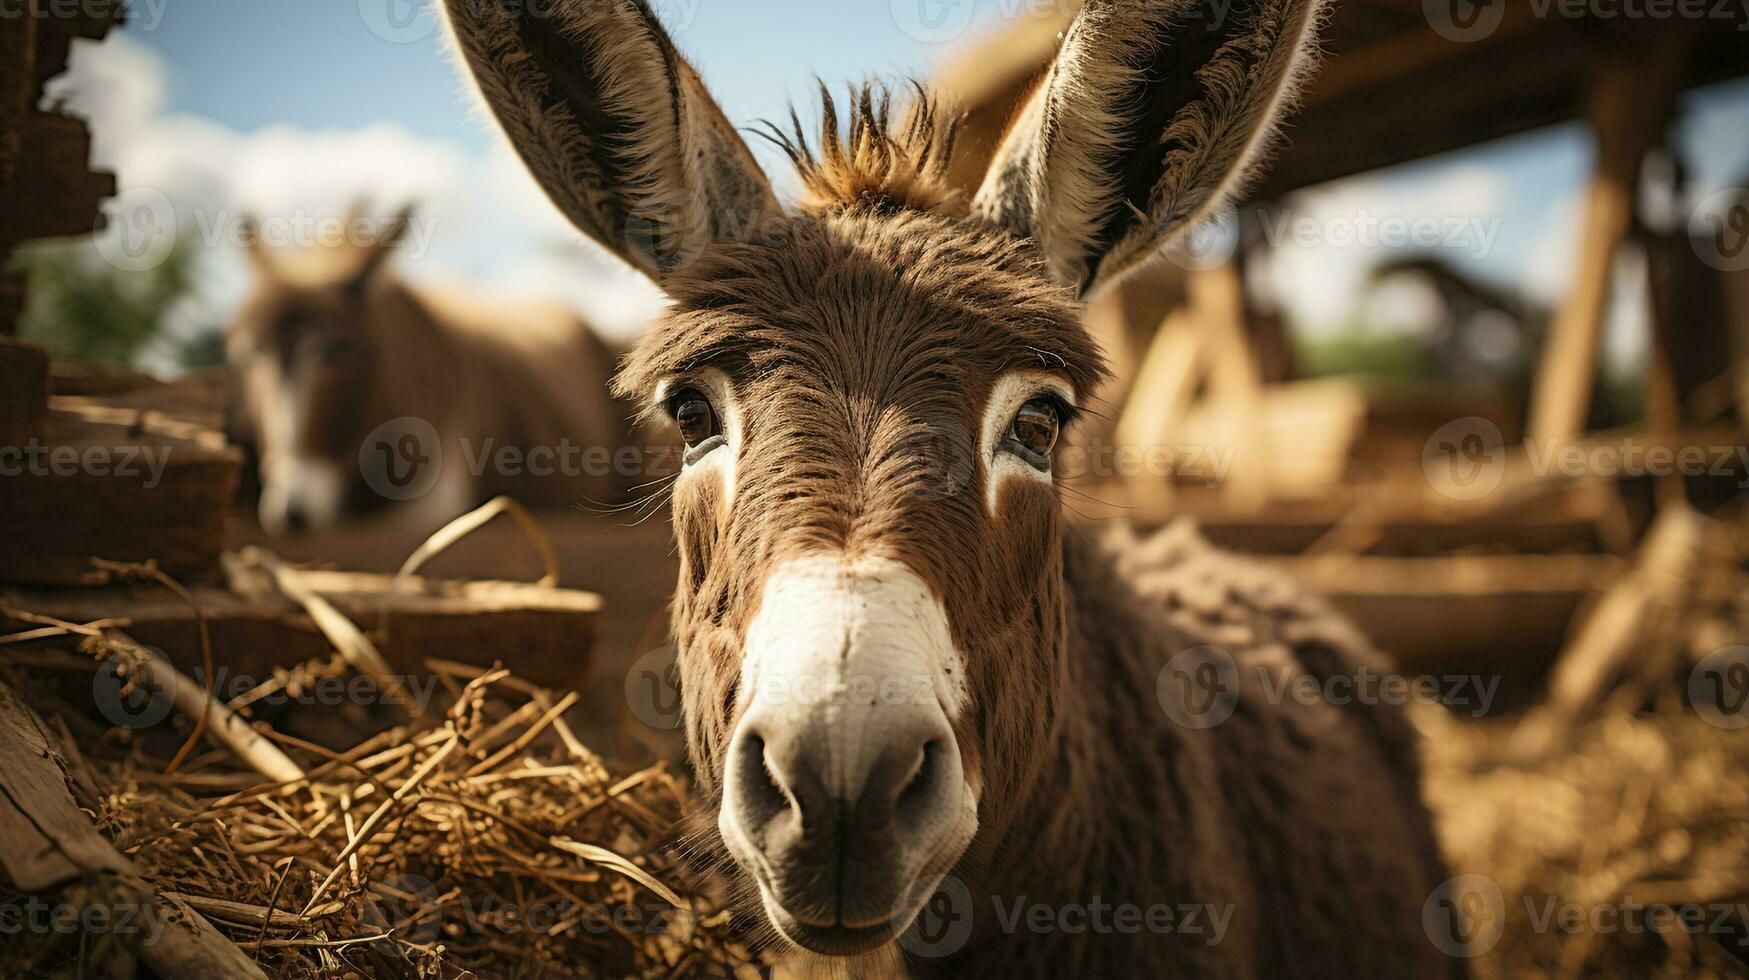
<box><xmin>668</xmin><ymin>388</ymin><xmax>720</xmax><ymax>449</ymax></box>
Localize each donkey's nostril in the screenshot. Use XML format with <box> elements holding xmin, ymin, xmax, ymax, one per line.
<box><xmin>733</xmin><ymin>734</ymin><xmax>789</xmax><ymax>828</ymax></box>
<box><xmin>897</xmin><ymin>739</ymin><xmax>945</xmax><ymax>822</ymax></box>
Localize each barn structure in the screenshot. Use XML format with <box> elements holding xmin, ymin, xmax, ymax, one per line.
<box><xmin>933</xmin><ymin>4</ymin><xmax>1749</xmax><ymax>681</ymax></box>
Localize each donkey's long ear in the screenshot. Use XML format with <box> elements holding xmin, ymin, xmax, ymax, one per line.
<box><xmin>974</xmin><ymin>0</ymin><xmax>1326</xmax><ymax>295</ymax></box>
<box><xmin>442</xmin><ymin>0</ymin><xmax>778</xmax><ymax>280</ymax></box>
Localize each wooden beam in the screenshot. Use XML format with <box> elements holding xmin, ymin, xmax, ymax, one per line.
<box><xmin>1194</xmin><ymin>261</ymin><xmax>1271</xmax><ymax>509</ymax></box>
<box><xmin>0</xmin><ymin>10</ymin><xmax>34</xmax><ymax>189</ymax></box>
<box><xmin>1527</xmin><ymin>37</ymin><xmax>1688</xmax><ymax>445</ymax></box>
<box><xmin>0</xmin><ymin>337</ymin><xmax>48</xmax><ymax>449</ymax></box>
<box><xmin>0</xmin><ymin>112</ymin><xmax>116</xmax><ymax>244</ymax></box>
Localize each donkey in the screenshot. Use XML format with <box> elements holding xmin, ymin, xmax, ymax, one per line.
<box><xmin>226</xmin><ymin>207</ymin><xmax>637</xmax><ymax>535</ymax></box>
<box><xmin>445</xmin><ymin>0</ymin><xmax>1462</xmax><ymax>975</ymax></box>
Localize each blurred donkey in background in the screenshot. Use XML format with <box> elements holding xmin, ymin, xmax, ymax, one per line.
<box><xmin>225</xmin><ymin>205</ymin><xmax>639</xmax><ymax>536</ymax></box>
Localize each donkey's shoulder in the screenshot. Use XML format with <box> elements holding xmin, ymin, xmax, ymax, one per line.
<box><xmin>1082</xmin><ymin>518</ymin><xmax>1390</xmax><ymax>677</ymax></box>
<box><xmin>1065</xmin><ymin>518</ymin><xmax>1430</xmax><ymax>799</ymax></box>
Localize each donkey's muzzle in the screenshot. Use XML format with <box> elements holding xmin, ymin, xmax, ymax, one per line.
<box><xmin>722</xmin><ymin>696</ymin><xmax>965</xmax><ymax>954</ymax></box>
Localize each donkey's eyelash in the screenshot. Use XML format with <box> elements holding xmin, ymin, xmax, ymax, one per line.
<box><xmin>1037</xmin><ymin>391</ymin><xmax>1080</xmax><ymax>428</ymax></box>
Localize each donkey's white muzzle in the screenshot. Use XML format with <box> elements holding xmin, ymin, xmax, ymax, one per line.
<box><xmin>718</xmin><ymin>557</ymin><xmax>977</xmax><ymax>955</ymax></box>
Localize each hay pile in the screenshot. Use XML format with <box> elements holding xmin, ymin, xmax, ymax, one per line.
<box><xmin>1423</xmin><ymin>703</ymin><xmax>1749</xmax><ymax>980</ymax></box>
<box><xmin>0</xmin><ymin>653</ymin><xmax>765</xmax><ymax>979</ymax></box>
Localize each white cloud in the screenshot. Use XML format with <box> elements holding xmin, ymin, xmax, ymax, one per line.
<box><xmin>1255</xmin><ymin>164</ymin><xmax>1510</xmax><ymax>335</ymax></box>
<box><xmin>43</xmin><ymin>34</ymin><xmax>169</xmax><ymax>162</ymax></box>
<box><xmin>46</xmin><ymin>34</ymin><xmax>666</xmax><ymax>372</ymax></box>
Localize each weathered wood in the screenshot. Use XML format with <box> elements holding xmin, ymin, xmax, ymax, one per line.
<box><xmin>0</xmin><ymin>336</ymin><xmax>49</xmax><ymax>449</ymax></box>
<box><xmin>1112</xmin><ymin>307</ymin><xmax>1203</xmax><ymax>483</ymax></box>
<box><xmin>1727</xmin><ymin>261</ymin><xmax>1749</xmax><ymax>429</ymax></box>
<box><xmin>0</xmin><ymin>112</ymin><xmax>116</xmax><ymax>243</ymax></box>
<box><xmin>0</xmin><ymin>681</ymin><xmax>133</xmax><ymax>891</ymax></box>
<box><xmin>1</xmin><ymin>0</ymin><xmax>122</xmax><ymax>335</ymax></box>
<box><xmin>1267</xmin><ymin>552</ymin><xmax>1621</xmax><ymax>679</ymax></box>
<box><xmin>0</xmin><ymin>10</ymin><xmax>34</xmax><ymax>188</ymax></box>
<box><xmin>3</xmin><ymin>566</ymin><xmax>603</xmax><ymax>691</ymax></box>
<box><xmin>0</xmin><ymin>679</ymin><xmax>268</xmax><ymax>979</ymax></box>
<box><xmin>1506</xmin><ymin>505</ymin><xmax>1712</xmax><ymax>759</ymax></box>
<box><xmin>0</xmin><ymin>402</ymin><xmax>241</xmax><ymax>586</ymax></box>
<box><xmin>933</xmin><ymin>2</ymin><xmax>1749</xmax><ymax>208</ymax></box>
<box><xmin>1527</xmin><ymin>38</ymin><xmax>1687</xmax><ymax>444</ymax></box>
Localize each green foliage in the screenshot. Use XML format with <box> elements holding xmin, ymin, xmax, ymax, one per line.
<box><xmin>8</xmin><ymin>235</ymin><xmax>196</xmax><ymax>368</ymax></box>
<box><xmin>1294</xmin><ymin>324</ymin><xmax>1439</xmax><ymax>380</ymax></box>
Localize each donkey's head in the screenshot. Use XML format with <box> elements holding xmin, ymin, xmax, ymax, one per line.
<box><xmin>447</xmin><ymin>0</ymin><xmax>1323</xmax><ymax>956</ymax></box>
<box><xmin>226</xmin><ymin>208</ymin><xmax>414</xmax><ymax>535</ymax></box>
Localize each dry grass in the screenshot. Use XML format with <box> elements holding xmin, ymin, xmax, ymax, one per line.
<box><xmin>1423</xmin><ymin>701</ymin><xmax>1749</xmax><ymax>979</ymax></box>
<box><xmin>0</xmin><ymin>654</ymin><xmax>765</xmax><ymax>979</ymax></box>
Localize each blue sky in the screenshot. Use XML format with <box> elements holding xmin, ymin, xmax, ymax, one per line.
<box><xmin>103</xmin><ymin>0</ymin><xmax>1014</xmax><ymax>168</ymax></box>
<box><xmin>56</xmin><ymin>1</ymin><xmax>1749</xmax><ymax>365</ymax></box>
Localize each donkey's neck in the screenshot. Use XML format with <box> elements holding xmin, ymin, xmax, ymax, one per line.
<box><xmin>974</xmin><ymin>529</ymin><xmax>1212</xmax><ymax>913</ymax></box>
<box><xmin>362</xmin><ymin>281</ymin><xmax>474</xmax><ymax>429</ymax></box>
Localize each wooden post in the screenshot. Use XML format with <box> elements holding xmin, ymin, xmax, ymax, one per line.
<box><xmin>1642</xmin><ymin>245</ymin><xmax>1689</xmax><ymax>509</ymax></box>
<box><xmin>1195</xmin><ymin>260</ymin><xmax>1271</xmax><ymax>510</ymax></box>
<box><xmin>1526</xmin><ymin>34</ymin><xmax>1686</xmax><ymax>445</ymax></box>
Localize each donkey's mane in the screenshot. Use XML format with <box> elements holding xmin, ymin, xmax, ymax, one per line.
<box><xmin>756</xmin><ymin>82</ymin><xmax>962</xmax><ymax>217</ymax></box>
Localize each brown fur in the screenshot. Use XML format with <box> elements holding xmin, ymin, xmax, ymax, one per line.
<box><xmin>227</xmin><ymin>223</ymin><xmax>636</xmax><ymax>521</ymax></box>
<box><xmin>758</xmin><ymin>84</ymin><xmax>964</xmax><ymax>217</ymax></box>
<box><xmin>444</xmin><ymin>0</ymin><xmax>1463</xmax><ymax>974</ymax></box>
<box><xmin>619</xmin><ymin>208</ymin><xmax>1456</xmax><ymax>977</ymax></box>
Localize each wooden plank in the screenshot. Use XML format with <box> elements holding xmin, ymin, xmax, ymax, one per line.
<box><xmin>0</xmin><ymin>112</ymin><xmax>115</xmax><ymax>244</ymax></box>
<box><xmin>0</xmin><ymin>337</ymin><xmax>48</xmax><ymax>449</ymax></box>
<box><xmin>1727</xmin><ymin>264</ymin><xmax>1749</xmax><ymax>429</ymax></box>
<box><xmin>1193</xmin><ymin>262</ymin><xmax>1270</xmax><ymax>508</ymax></box>
<box><xmin>930</xmin><ymin>2</ymin><xmax>1749</xmax><ymax>204</ymax></box>
<box><xmin>1256</xmin><ymin>14</ymin><xmax>1748</xmax><ymax>200</ymax></box>
<box><xmin>1506</xmin><ymin>505</ymin><xmax>1711</xmax><ymax>758</ymax></box>
<box><xmin>1528</xmin><ymin>39</ymin><xmax>1687</xmax><ymax>444</ymax></box>
<box><xmin>2</xmin><ymin>568</ymin><xmax>602</xmax><ymax>691</ymax></box>
<box><xmin>0</xmin><ymin>405</ymin><xmax>240</xmax><ymax>586</ymax></box>
<box><xmin>0</xmin><ymin>10</ymin><xmax>34</xmax><ymax>188</ymax></box>
<box><xmin>0</xmin><ymin>681</ymin><xmax>132</xmax><ymax>891</ymax></box>
<box><xmin>1266</xmin><ymin>553</ymin><xmax>1621</xmax><ymax>679</ymax></box>
<box><xmin>0</xmin><ymin>679</ymin><xmax>268</xmax><ymax>980</ymax></box>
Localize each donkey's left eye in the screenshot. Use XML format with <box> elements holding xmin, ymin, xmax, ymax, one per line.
<box><xmin>1004</xmin><ymin>397</ymin><xmax>1061</xmax><ymax>469</ymax></box>
<box><xmin>668</xmin><ymin>387</ymin><xmax>720</xmax><ymax>448</ymax></box>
